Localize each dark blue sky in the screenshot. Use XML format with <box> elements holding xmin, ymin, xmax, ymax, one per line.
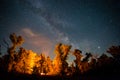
<box><xmin>0</xmin><ymin>0</ymin><xmax>120</xmax><ymax>58</ymax></box>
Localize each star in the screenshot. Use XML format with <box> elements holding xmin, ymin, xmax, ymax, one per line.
<box><xmin>97</xmin><ymin>46</ymin><xmax>101</xmax><ymax>49</ymax></box>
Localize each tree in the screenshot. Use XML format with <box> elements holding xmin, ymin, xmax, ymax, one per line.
<box><xmin>107</xmin><ymin>45</ymin><xmax>120</xmax><ymax>73</ymax></box>
<box><xmin>73</xmin><ymin>49</ymin><xmax>83</xmax><ymax>73</ymax></box>
<box><xmin>53</xmin><ymin>43</ymin><xmax>71</xmax><ymax>75</ymax></box>
<box><xmin>7</xmin><ymin>33</ymin><xmax>24</xmax><ymax>72</ymax></box>
<box><xmin>0</xmin><ymin>45</ymin><xmax>1</xmax><ymax>55</ymax></box>
<box><xmin>107</xmin><ymin>45</ymin><xmax>120</xmax><ymax>60</ymax></box>
<box><xmin>8</xmin><ymin>33</ymin><xmax>24</xmax><ymax>55</ymax></box>
<box><xmin>73</xmin><ymin>51</ymin><xmax>93</xmax><ymax>74</ymax></box>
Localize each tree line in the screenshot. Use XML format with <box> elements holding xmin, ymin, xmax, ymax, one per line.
<box><xmin>0</xmin><ymin>33</ymin><xmax>120</xmax><ymax>76</ymax></box>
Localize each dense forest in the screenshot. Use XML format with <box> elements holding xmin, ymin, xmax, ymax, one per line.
<box><xmin>0</xmin><ymin>33</ymin><xmax>120</xmax><ymax>80</ymax></box>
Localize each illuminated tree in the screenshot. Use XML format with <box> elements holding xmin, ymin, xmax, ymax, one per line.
<box><xmin>53</xmin><ymin>43</ymin><xmax>71</xmax><ymax>75</ymax></box>
<box><xmin>81</xmin><ymin>53</ymin><xmax>92</xmax><ymax>73</ymax></box>
<box><xmin>46</xmin><ymin>56</ymin><xmax>54</xmax><ymax>75</ymax></box>
<box><xmin>73</xmin><ymin>51</ymin><xmax>93</xmax><ymax>73</ymax></box>
<box><xmin>7</xmin><ymin>33</ymin><xmax>24</xmax><ymax>72</ymax></box>
<box><xmin>8</xmin><ymin>33</ymin><xmax>24</xmax><ymax>55</ymax></box>
<box><xmin>33</xmin><ymin>53</ymin><xmax>50</xmax><ymax>75</ymax></box>
<box><xmin>11</xmin><ymin>48</ymin><xmax>37</xmax><ymax>74</ymax></box>
<box><xmin>73</xmin><ymin>49</ymin><xmax>83</xmax><ymax>73</ymax></box>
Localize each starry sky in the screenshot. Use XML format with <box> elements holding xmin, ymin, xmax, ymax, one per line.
<box><xmin>0</xmin><ymin>0</ymin><xmax>120</xmax><ymax>58</ymax></box>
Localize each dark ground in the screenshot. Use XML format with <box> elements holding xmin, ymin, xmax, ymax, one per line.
<box><xmin>0</xmin><ymin>70</ymin><xmax>120</xmax><ymax>80</ymax></box>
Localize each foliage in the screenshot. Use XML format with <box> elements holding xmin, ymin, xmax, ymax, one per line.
<box><xmin>0</xmin><ymin>33</ymin><xmax>120</xmax><ymax>77</ymax></box>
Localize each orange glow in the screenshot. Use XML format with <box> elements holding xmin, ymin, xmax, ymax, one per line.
<box><xmin>6</xmin><ymin>33</ymin><xmax>93</xmax><ymax>76</ymax></box>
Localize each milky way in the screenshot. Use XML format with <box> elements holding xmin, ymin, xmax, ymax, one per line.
<box><xmin>0</xmin><ymin>0</ymin><xmax>120</xmax><ymax>58</ymax></box>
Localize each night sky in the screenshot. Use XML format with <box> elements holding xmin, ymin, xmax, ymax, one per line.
<box><xmin>0</xmin><ymin>0</ymin><xmax>120</xmax><ymax>59</ymax></box>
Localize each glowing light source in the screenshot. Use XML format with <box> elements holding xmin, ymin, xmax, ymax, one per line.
<box><xmin>98</xmin><ymin>46</ymin><xmax>101</xmax><ymax>49</ymax></box>
<box><xmin>40</xmin><ymin>73</ymin><xmax>45</xmax><ymax>75</ymax></box>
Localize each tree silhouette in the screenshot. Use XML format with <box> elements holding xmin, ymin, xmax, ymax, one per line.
<box><xmin>0</xmin><ymin>45</ymin><xmax>1</xmax><ymax>55</ymax></box>
<box><xmin>107</xmin><ymin>45</ymin><xmax>120</xmax><ymax>60</ymax></box>
<box><xmin>107</xmin><ymin>45</ymin><xmax>120</xmax><ymax>73</ymax></box>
